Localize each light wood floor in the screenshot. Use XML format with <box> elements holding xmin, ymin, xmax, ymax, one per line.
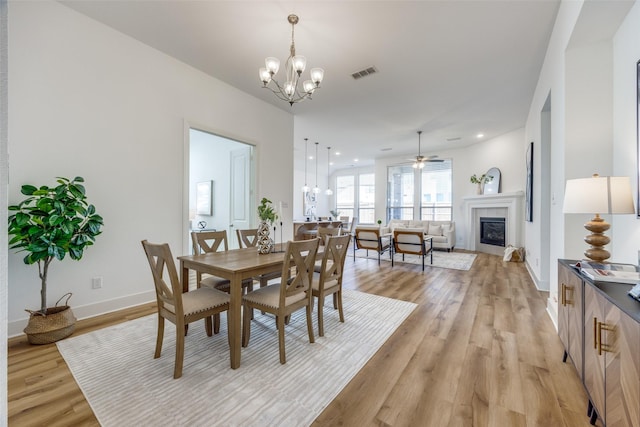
<box><xmin>8</xmin><ymin>252</ymin><xmax>594</xmax><ymax>426</ymax></box>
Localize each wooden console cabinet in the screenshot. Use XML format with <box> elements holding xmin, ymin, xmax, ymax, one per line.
<box><xmin>558</xmin><ymin>261</ymin><xmax>584</xmax><ymax>379</ymax></box>
<box><xmin>558</xmin><ymin>260</ymin><xmax>640</xmax><ymax>426</ymax></box>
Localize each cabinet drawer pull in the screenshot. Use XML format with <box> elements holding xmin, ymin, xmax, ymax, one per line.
<box><xmin>593</xmin><ymin>317</ymin><xmax>598</xmax><ymax>350</ymax></box>
<box><xmin>561</xmin><ymin>283</ymin><xmax>566</xmax><ymax>306</ymax></box>
<box><xmin>598</xmin><ymin>322</ymin><xmax>614</xmax><ymax>355</ymax></box>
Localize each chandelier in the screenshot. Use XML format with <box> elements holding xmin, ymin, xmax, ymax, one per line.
<box><xmin>259</xmin><ymin>14</ymin><xmax>324</xmax><ymax>106</ymax></box>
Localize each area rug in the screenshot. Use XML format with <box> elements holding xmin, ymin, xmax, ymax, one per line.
<box><xmin>354</xmin><ymin>249</ymin><xmax>476</xmax><ymax>271</ymax></box>
<box><xmin>57</xmin><ymin>290</ymin><xmax>416</xmax><ymax>427</ymax></box>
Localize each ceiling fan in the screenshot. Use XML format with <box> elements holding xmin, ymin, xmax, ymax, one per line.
<box><xmin>410</xmin><ymin>130</ymin><xmax>443</xmax><ymax>168</ymax></box>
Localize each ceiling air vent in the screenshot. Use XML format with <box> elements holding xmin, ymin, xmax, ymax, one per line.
<box><xmin>446</xmin><ymin>137</ymin><xmax>462</xmax><ymax>142</ymax></box>
<box><xmin>351</xmin><ymin>66</ymin><xmax>378</xmax><ymax>80</ymax></box>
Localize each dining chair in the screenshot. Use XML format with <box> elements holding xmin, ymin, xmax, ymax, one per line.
<box><xmin>191</xmin><ymin>230</ymin><xmax>253</xmax><ymax>294</ymax></box>
<box><xmin>312</xmin><ymin>234</ymin><xmax>350</xmax><ymax>337</ymax></box>
<box><xmin>317</xmin><ymin>226</ymin><xmax>341</xmax><ymax>245</ymax></box>
<box><xmin>236</xmin><ymin>228</ymin><xmax>258</xmax><ymax>249</ymax></box>
<box><xmin>353</xmin><ymin>226</ymin><xmax>391</xmax><ymax>265</ymax></box>
<box><xmin>241</xmin><ymin>238</ymin><xmax>320</xmax><ymax>364</ymax></box>
<box><xmin>141</xmin><ymin>240</ymin><xmax>230</xmax><ymax>379</ymax></box>
<box><xmin>236</xmin><ymin>228</ymin><xmax>281</xmax><ymax>287</ymax></box>
<box><xmin>392</xmin><ymin>228</ymin><xmax>433</xmax><ymax>271</ymax></box>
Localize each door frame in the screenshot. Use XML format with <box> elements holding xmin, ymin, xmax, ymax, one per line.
<box><xmin>183</xmin><ymin>121</ymin><xmax>256</xmax><ymax>254</ymax></box>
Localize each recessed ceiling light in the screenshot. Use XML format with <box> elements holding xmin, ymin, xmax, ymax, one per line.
<box><xmin>330</xmin><ymin>162</ymin><xmax>334</xmax><ymax>166</ymax></box>
<box><xmin>335</xmin><ymin>152</ymin><xmax>341</xmax><ymax>156</ymax></box>
<box><xmin>476</xmin><ymin>133</ymin><xmax>484</xmax><ymax>139</ymax></box>
<box><xmin>354</xmin><ymin>158</ymin><xmax>359</xmax><ymax>162</ymax></box>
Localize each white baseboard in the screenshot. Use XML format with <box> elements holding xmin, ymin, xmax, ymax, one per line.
<box><xmin>546</xmin><ymin>297</ymin><xmax>558</xmax><ymax>331</ymax></box>
<box><xmin>8</xmin><ymin>290</ymin><xmax>155</xmax><ymax>338</ymax></box>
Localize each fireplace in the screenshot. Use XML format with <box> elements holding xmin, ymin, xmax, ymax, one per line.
<box><xmin>479</xmin><ymin>217</ymin><xmax>506</xmax><ymax>247</ymax></box>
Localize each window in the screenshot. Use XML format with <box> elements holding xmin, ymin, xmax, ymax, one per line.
<box><xmin>387</xmin><ymin>165</ymin><xmax>415</xmax><ymax>220</ymax></box>
<box><xmin>358</xmin><ymin>173</ymin><xmax>375</xmax><ymax>223</ymax></box>
<box><xmin>336</xmin><ymin>175</ymin><xmax>354</xmax><ymax>219</ymax></box>
<box><xmin>421</xmin><ymin>161</ymin><xmax>452</xmax><ymax>220</ymax></box>
<box><xmin>387</xmin><ymin>160</ymin><xmax>452</xmax><ymax>222</ymax></box>
<box><xmin>335</xmin><ymin>172</ymin><xmax>376</xmax><ymax>224</ymax></box>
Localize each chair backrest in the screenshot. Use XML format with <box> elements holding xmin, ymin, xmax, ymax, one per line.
<box><xmin>236</xmin><ymin>228</ymin><xmax>259</xmax><ymax>248</ymax></box>
<box><xmin>279</xmin><ymin>238</ymin><xmax>320</xmax><ymax>304</ymax></box>
<box><xmin>191</xmin><ymin>230</ymin><xmax>228</xmax><ymax>254</ymax></box>
<box><xmin>339</xmin><ymin>216</ymin><xmax>350</xmax><ymax>222</ymax></box>
<box><xmin>347</xmin><ymin>217</ymin><xmax>358</xmax><ymax>234</ymax></box>
<box><xmin>354</xmin><ymin>226</ymin><xmax>381</xmax><ymax>251</ymax></box>
<box><xmin>318</xmin><ymin>234</ymin><xmax>351</xmax><ymax>288</ymax></box>
<box><xmin>393</xmin><ymin>229</ymin><xmax>425</xmax><ymax>255</ymax></box>
<box><xmin>141</xmin><ymin>240</ymin><xmax>183</xmax><ymax>317</ymax></box>
<box><xmin>318</xmin><ymin>226</ymin><xmax>341</xmax><ymax>245</ymax></box>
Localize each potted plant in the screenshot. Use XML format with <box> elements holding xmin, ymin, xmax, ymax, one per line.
<box><xmin>257</xmin><ymin>197</ymin><xmax>278</xmax><ymax>254</ymax></box>
<box><xmin>8</xmin><ymin>176</ymin><xmax>104</xmax><ymax>344</ymax></box>
<box><xmin>470</xmin><ymin>173</ymin><xmax>493</xmax><ymax>195</ymax></box>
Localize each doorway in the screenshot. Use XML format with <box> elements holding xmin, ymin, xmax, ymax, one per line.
<box><xmin>188</xmin><ymin>128</ymin><xmax>256</xmax><ymax>250</ymax></box>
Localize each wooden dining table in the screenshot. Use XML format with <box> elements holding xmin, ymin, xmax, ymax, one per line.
<box><xmin>177</xmin><ymin>244</ymin><xmax>291</xmax><ymax>369</ymax></box>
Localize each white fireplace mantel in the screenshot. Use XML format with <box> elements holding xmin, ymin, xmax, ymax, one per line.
<box><xmin>462</xmin><ymin>191</ymin><xmax>525</xmax><ymax>251</ymax></box>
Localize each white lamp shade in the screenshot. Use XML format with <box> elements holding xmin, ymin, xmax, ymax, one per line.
<box><xmin>259</xmin><ymin>68</ymin><xmax>271</xmax><ymax>83</ymax></box>
<box><xmin>563</xmin><ymin>176</ymin><xmax>635</xmax><ymax>215</ymax></box>
<box><xmin>292</xmin><ymin>55</ymin><xmax>306</xmax><ymax>73</ymax></box>
<box><xmin>265</xmin><ymin>57</ymin><xmax>280</xmax><ymax>74</ymax></box>
<box><xmin>302</xmin><ymin>80</ymin><xmax>315</xmax><ymax>94</ymax></box>
<box><xmin>310</xmin><ymin>68</ymin><xmax>324</xmax><ymax>84</ymax></box>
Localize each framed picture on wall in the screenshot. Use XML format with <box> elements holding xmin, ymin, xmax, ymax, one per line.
<box><xmin>525</xmin><ymin>142</ymin><xmax>533</xmax><ymax>222</ymax></box>
<box><xmin>303</xmin><ymin>191</ymin><xmax>316</xmax><ymax>219</ymax></box>
<box><xmin>196</xmin><ymin>180</ymin><xmax>213</xmax><ymax>216</ymax></box>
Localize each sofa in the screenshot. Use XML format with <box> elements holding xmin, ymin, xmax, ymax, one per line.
<box><xmin>381</xmin><ymin>219</ymin><xmax>456</xmax><ymax>251</ymax></box>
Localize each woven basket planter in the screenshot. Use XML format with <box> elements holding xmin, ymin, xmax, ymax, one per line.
<box><xmin>23</xmin><ymin>293</ymin><xmax>77</xmax><ymax>345</ymax></box>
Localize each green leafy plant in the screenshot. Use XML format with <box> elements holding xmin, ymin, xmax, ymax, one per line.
<box><xmin>257</xmin><ymin>197</ymin><xmax>278</xmax><ymax>224</ymax></box>
<box><xmin>470</xmin><ymin>174</ymin><xmax>493</xmax><ymax>184</ymax></box>
<box><xmin>8</xmin><ymin>176</ymin><xmax>104</xmax><ymax>314</ymax></box>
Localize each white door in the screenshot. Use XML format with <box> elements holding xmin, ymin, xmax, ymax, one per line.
<box><xmin>229</xmin><ymin>147</ymin><xmax>253</xmax><ymax>248</ymax></box>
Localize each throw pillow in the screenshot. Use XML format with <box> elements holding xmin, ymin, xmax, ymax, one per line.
<box><xmin>427</xmin><ymin>224</ymin><xmax>442</xmax><ymax>236</ymax></box>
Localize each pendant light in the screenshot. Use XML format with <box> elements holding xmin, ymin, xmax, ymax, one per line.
<box><xmin>325</xmin><ymin>146</ymin><xmax>333</xmax><ymax>196</ymax></box>
<box><xmin>302</xmin><ymin>138</ymin><xmax>310</xmax><ymax>193</ymax></box>
<box><xmin>313</xmin><ymin>142</ymin><xmax>320</xmax><ymax>194</ymax></box>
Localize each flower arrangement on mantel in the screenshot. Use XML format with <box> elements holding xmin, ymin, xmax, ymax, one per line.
<box><xmin>470</xmin><ymin>174</ymin><xmax>493</xmax><ymax>195</ymax></box>
<box><xmin>469</xmin><ymin>174</ymin><xmax>493</xmax><ymax>184</ymax></box>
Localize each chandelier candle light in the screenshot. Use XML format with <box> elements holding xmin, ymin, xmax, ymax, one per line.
<box><xmin>259</xmin><ymin>14</ymin><xmax>324</xmax><ymax>106</ymax></box>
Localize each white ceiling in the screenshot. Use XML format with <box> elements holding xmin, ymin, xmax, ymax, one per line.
<box><xmin>61</xmin><ymin>0</ymin><xmax>560</xmax><ymax>168</ymax></box>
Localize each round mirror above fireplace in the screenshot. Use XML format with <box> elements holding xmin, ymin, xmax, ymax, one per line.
<box><xmin>483</xmin><ymin>167</ymin><xmax>501</xmax><ymax>194</ymax></box>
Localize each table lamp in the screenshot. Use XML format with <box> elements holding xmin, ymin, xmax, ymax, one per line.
<box><xmin>562</xmin><ymin>174</ymin><xmax>635</xmax><ymax>262</ymax></box>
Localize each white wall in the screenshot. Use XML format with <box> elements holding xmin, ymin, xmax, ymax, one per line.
<box><xmin>613</xmin><ymin>1</ymin><xmax>640</xmax><ymax>266</ymax></box>
<box><xmin>373</xmin><ymin>128</ymin><xmax>526</xmax><ymax>249</ymax></box>
<box><xmin>7</xmin><ymin>1</ymin><xmax>294</xmax><ymax>335</ymax></box>
<box><xmin>524</xmin><ymin>0</ymin><xmax>638</xmax><ymax>325</ymax></box>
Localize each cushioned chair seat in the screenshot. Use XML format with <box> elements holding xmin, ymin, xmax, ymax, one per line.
<box><xmin>242</xmin><ymin>282</ymin><xmax>307</xmax><ymax>309</ymax></box>
<box><xmin>165</xmin><ymin>287</ymin><xmax>230</xmax><ymax>315</ymax></box>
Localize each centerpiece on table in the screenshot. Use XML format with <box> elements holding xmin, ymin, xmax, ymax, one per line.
<box><xmin>470</xmin><ymin>173</ymin><xmax>493</xmax><ymax>195</ymax></box>
<box><xmin>8</xmin><ymin>176</ymin><xmax>104</xmax><ymax>344</ymax></box>
<box><xmin>257</xmin><ymin>197</ymin><xmax>278</xmax><ymax>254</ymax></box>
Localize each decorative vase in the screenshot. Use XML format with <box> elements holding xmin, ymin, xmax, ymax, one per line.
<box><xmin>257</xmin><ymin>220</ymin><xmax>272</xmax><ymax>254</ymax></box>
<box><xmin>476</xmin><ymin>183</ymin><xmax>483</xmax><ymax>195</ymax></box>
